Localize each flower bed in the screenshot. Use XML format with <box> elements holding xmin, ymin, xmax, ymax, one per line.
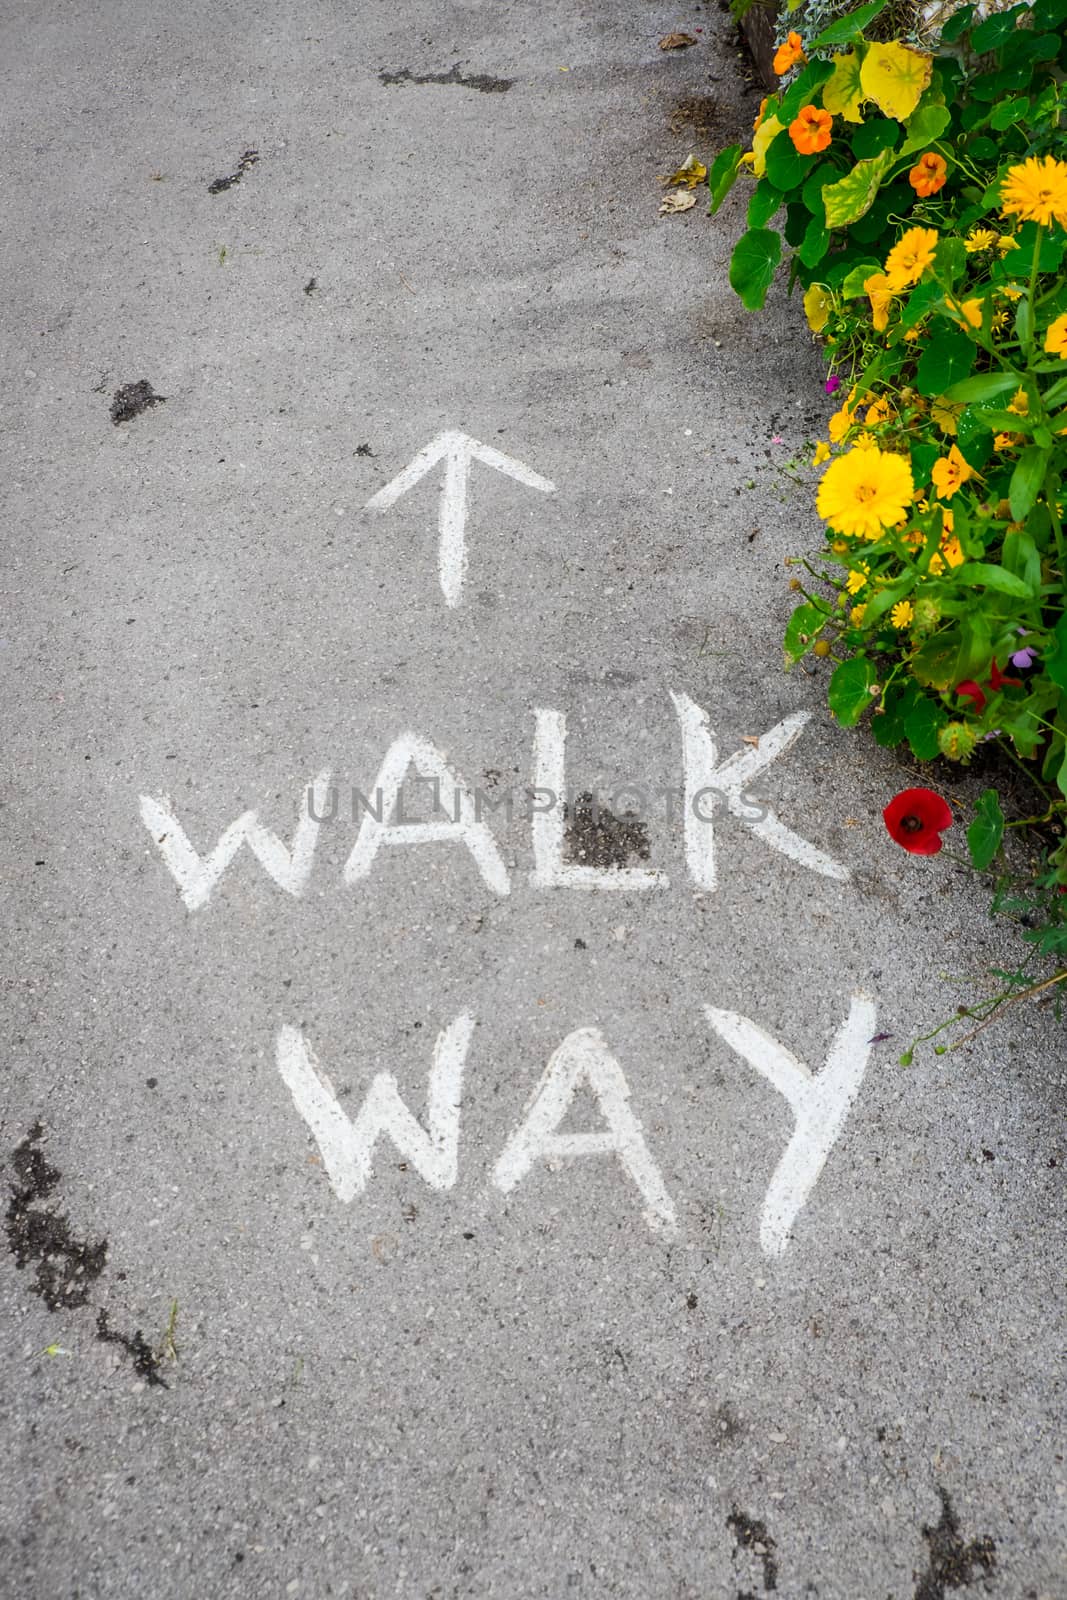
<box><xmin>712</xmin><ymin>0</ymin><xmax>1067</xmax><ymax>1053</ymax></box>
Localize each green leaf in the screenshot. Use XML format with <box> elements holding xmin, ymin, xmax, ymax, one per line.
<box><xmin>801</xmin><ymin>162</ymin><xmax>833</xmax><ymax>214</ymax></box>
<box><xmin>747</xmin><ymin>182</ymin><xmax>783</xmax><ymax>228</ymax></box>
<box><xmin>898</xmin><ymin>103</ymin><xmax>951</xmax><ymax>159</ymax></box>
<box><xmin>841</xmin><ymin>260</ymin><xmax>883</xmax><ymax>298</ymax></box>
<box><xmin>904</xmin><ymin>694</ymin><xmax>945</xmax><ymax>760</ymax></box>
<box><xmin>828</xmin><ymin>656</ymin><xmax>877</xmax><ymax>726</ymax></box>
<box><xmin>939</xmin><ymin>4</ymin><xmax>974</xmax><ymax>42</ymax></box>
<box><xmin>955</xmin><ymin>562</ymin><xmax>1032</xmax><ymax>598</ymax></box>
<box><xmin>778</xmin><ymin>61</ymin><xmax>835</xmax><ymax>124</ymax></box>
<box><xmin>708</xmin><ymin>144</ymin><xmax>742</xmax><ymax>214</ymax></box>
<box><xmin>851</xmin><ymin>118</ymin><xmax>899</xmax><ymax>159</ymax></box>
<box><xmin>970</xmin><ymin>4</ymin><xmax>1027</xmax><ymax>51</ymax></box>
<box><xmin>808</xmin><ymin>0</ymin><xmax>890</xmax><ymax>48</ymax></box>
<box><xmin>989</xmin><ymin>95</ymin><xmax>1030</xmax><ymax>131</ymax></box>
<box><xmin>900</xmin><ymin>279</ymin><xmax>944</xmax><ymax>329</ymax></box>
<box><xmin>941</xmin><ymin>372</ymin><xmax>1020</xmax><ymax>404</ymax></box>
<box><xmin>933</xmin><ymin>237</ymin><xmax>966</xmax><ymax>286</ymax></box>
<box><xmin>1009</xmin><ymin>446</ymin><xmax>1049</xmax><ymax>522</ymax></box>
<box><xmin>956</xmin><ymin>405</ymin><xmax>992</xmax><ymax>454</ymax></box>
<box><xmin>765</xmin><ymin>131</ymin><xmax>817</xmax><ymax>192</ymax></box>
<box><xmin>1033</xmin><ymin>0</ymin><xmax>1067</xmax><ymax>28</ymax></box>
<box><xmin>822</xmin><ymin>150</ymin><xmax>894</xmax><ymax>229</ymax></box>
<box><xmin>784</xmin><ymin>602</ymin><xmax>828</xmax><ymax>666</ymax></box>
<box><xmin>797</xmin><ymin>212</ymin><xmax>831</xmax><ymax>267</ymax></box>
<box><xmin>967</xmin><ymin>789</ymin><xmax>1005</xmax><ymax>871</ymax></box>
<box><xmin>729</xmin><ymin>228</ymin><xmax>782</xmax><ymax>311</ymax></box>
<box><xmin>1046</xmin><ymin>614</ymin><xmax>1067</xmax><ymax>693</ymax></box>
<box><xmin>916</xmin><ymin>328</ymin><xmax>976</xmax><ymax>398</ymax></box>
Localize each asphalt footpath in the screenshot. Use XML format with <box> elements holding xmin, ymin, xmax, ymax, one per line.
<box><xmin>0</xmin><ymin>0</ymin><xmax>1063</xmax><ymax>1595</ymax></box>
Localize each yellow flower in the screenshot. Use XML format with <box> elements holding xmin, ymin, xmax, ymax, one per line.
<box><xmin>747</xmin><ymin>114</ymin><xmax>784</xmax><ymax>178</ymax></box>
<box><xmin>828</xmin><ymin>386</ymin><xmax>860</xmax><ymax>443</ymax></box>
<box><xmin>1045</xmin><ymin>313</ymin><xmax>1067</xmax><ymax>359</ymax></box>
<box><xmin>998</xmin><ymin>283</ymin><xmax>1023</xmax><ymax>300</ymax></box>
<box><xmin>891</xmin><ymin>600</ymin><xmax>915</xmax><ymax>629</ymax></box>
<box><xmin>999</xmin><ymin>156</ymin><xmax>1067</xmax><ymax>228</ymax></box>
<box><xmin>804</xmin><ymin>283</ymin><xmax>832</xmax><ymax>333</ymax></box>
<box><xmin>991</xmin><ymin>309</ymin><xmax>1009</xmax><ymax>334</ymax></box>
<box><xmin>850</xmin><ymin>603</ymin><xmax>867</xmax><ymax>626</ymax></box>
<box><xmin>883</xmin><ymin>227</ymin><xmax>939</xmax><ymax>291</ymax></box>
<box><xmin>812</xmin><ymin>440</ymin><xmax>832</xmax><ymax>466</ymax></box>
<box><xmin>930</xmin><ymin>396</ymin><xmax>963</xmax><ymax>436</ymax></box>
<box><xmin>940</xmin><ymin>535</ymin><xmax>964</xmax><ymax>568</ymax></box>
<box><xmin>1007</xmin><ymin>388</ymin><xmax>1029</xmax><ymax>418</ymax></box>
<box><xmin>753</xmin><ymin>96</ymin><xmax>770</xmax><ymax>133</ymax></box>
<box><xmin>964</xmin><ymin>228</ymin><xmax>997</xmax><ymax>253</ymax></box>
<box><xmin>863</xmin><ymin>272</ymin><xmax>897</xmax><ymax>334</ymax></box>
<box><xmin>951</xmin><ymin>297</ymin><xmax>984</xmax><ymax>331</ymax></box>
<box><xmin>865</xmin><ymin>395</ymin><xmax>894</xmax><ymax>427</ymax></box>
<box><xmin>931</xmin><ymin>444</ymin><xmax>976</xmax><ymax>499</ymax></box>
<box><xmin>845</xmin><ymin>566</ymin><xmax>869</xmax><ymax>594</ymax></box>
<box><xmin>903</xmin><ymin>325</ymin><xmax>922</xmax><ymax>342</ymax></box>
<box><xmin>994</xmin><ymin>432</ymin><xmax>1018</xmax><ymax>451</ymax></box>
<box><xmin>995</xmin><ymin>234</ymin><xmax>1020</xmax><ymax>257</ymax></box>
<box><xmin>816</xmin><ymin>444</ymin><xmax>914</xmax><ymax>540</ymax></box>
<box><xmin>941</xmin><ymin>508</ymin><xmax>954</xmax><ymax>536</ymax></box>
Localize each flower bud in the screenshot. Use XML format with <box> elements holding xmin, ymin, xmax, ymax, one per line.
<box><xmin>938</xmin><ymin>721</ymin><xmax>979</xmax><ymax>763</ymax></box>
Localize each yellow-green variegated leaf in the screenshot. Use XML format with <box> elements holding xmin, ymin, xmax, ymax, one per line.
<box><xmin>822</xmin><ymin>149</ymin><xmax>894</xmax><ymax>229</ymax></box>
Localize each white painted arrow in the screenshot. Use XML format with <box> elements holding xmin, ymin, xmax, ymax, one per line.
<box><xmin>363</xmin><ymin>429</ymin><xmax>556</xmax><ymax>607</ymax></box>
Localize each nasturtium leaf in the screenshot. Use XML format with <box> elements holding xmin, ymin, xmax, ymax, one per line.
<box><xmin>747</xmin><ymin>182</ymin><xmax>783</xmax><ymax>228</ymax></box>
<box><xmin>1009</xmin><ymin>446</ymin><xmax>1049</xmax><ymax>522</ymax></box>
<box><xmin>967</xmin><ymin>135</ymin><xmax>998</xmax><ymax>161</ymax></box>
<box><xmin>784</xmin><ymin>602</ymin><xmax>828</xmax><ymax>666</ymax></box>
<box><xmin>900</xmin><ymin>279</ymin><xmax>943</xmax><ymax>329</ymax></box>
<box><xmin>970</xmin><ymin>4</ymin><xmax>1027</xmax><ymax>52</ymax></box>
<box><xmin>822</xmin><ymin>150</ymin><xmax>894</xmax><ymax>228</ymax></box>
<box><xmin>860</xmin><ymin>43</ymin><xmax>933</xmax><ymax>121</ymax></box>
<box><xmin>808</xmin><ymin>0</ymin><xmax>890</xmax><ymax>49</ymax></box>
<box><xmin>708</xmin><ymin>144</ymin><xmax>742</xmax><ymax>214</ymax></box>
<box><xmin>841</xmin><ymin>260</ymin><xmax>882</xmax><ymax>298</ymax></box>
<box><xmin>778</xmin><ymin>60</ymin><xmax>835</xmax><ymax>124</ymax></box>
<box><xmin>990</xmin><ymin>95</ymin><xmax>1030</xmax><ymax>131</ymax></box>
<box><xmin>934</xmin><ymin>237</ymin><xmax>966</xmax><ymax>286</ymax></box>
<box><xmin>1032</xmin><ymin>0</ymin><xmax>1067</xmax><ymax>30</ymax></box>
<box><xmin>797</xmin><ymin>213</ymin><xmax>831</xmax><ymax>267</ymax></box>
<box><xmin>729</xmin><ymin>228</ymin><xmax>782</xmax><ymax>311</ymax></box>
<box><xmin>915</xmin><ymin>329</ymin><xmax>976</xmax><ymax>398</ymax></box>
<box><xmin>938</xmin><ymin>3</ymin><xmax>974</xmax><ymax>42</ymax></box>
<box><xmin>828</xmin><ymin>656</ymin><xmax>877</xmax><ymax>726</ymax></box>
<box><xmin>871</xmin><ymin>681</ymin><xmax>917</xmax><ymax>747</ymax></box>
<box><xmin>821</xmin><ymin>51</ymin><xmax>865</xmax><ymax>123</ymax></box>
<box><xmin>967</xmin><ymin>790</ymin><xmax>1005</xmax><ymax>871</ymax></box>
<box><xmin>956</xmin><ymin>406</ymin><xmax>992</xmax><ymax>456</ymax></box>
<box><xmin>765</xmin><ymin>130</ymin><xmax>817</xmax><ymax>191</ymax></box>
<box><xmin>802</xmin><ymin>162</ymin><xmax>833</xmax><ymax>214</ymax></box>
<box><xmin>903</xmin><ymin>695</ymin><xmax>945</xmax><ymax>760</ymax></box>
<box><xmin>851</xmin><ymin>117</ymin><xmax>899</xmax><ymax>159</ymax></box>
<box><xmin>898</xmin><ymin>102</ymin><xmax>951</xmax><ymax>158</ymax></box>
<box><xmin>909</xmin><ymin>440</ymin><xmax>939</xmax><ymax>487</ymax></box>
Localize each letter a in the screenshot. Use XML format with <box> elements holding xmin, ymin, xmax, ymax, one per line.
<box><xmin>704</xmin><ymin>996</ymin><xmax>875</xmax><ymax>1257</ymax></box>
<box><xmin>276</xmin><ymin>1015</ymin><xmax>474</xmax><ymax>1200</ymax></box>
<box><xmin>492</xmin><ymin>1028</ymin><xmax>677</xmax><ymax>1235</ymax></box>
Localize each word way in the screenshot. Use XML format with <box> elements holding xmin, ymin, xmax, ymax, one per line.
<box><xmin>139</xmin><ymin>693</ymin><xmax>849</xmax><ymax>910</ymax></box>
<box><xmin>275</xmin><ymin>995</ymin><xmax>876</xmax><ymax>1257</ymax></box>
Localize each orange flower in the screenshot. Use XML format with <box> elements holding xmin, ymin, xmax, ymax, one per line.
<box><xmin>773</xmin><ymin>30</ymin><xmax>806</xmax><ymax>76</ymax></box>
<box><xmin>908</xmin><ymin>152</ymin><xmax>947</xmax><ymax>197</ymax></box>
<box><xmin>790</xmin><ymin>105</ymin><xmax>833</xmax><ymax>156</ymax></box>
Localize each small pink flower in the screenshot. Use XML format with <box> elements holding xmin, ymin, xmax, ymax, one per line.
<box><xmin>771</xmin><ymin>433</ymin><xmax>784</xmax><ymax>444</ymax></box>
<box><xmin>825</xmin><ymin>375</ymin><xmax>841</xmax><ymax>395</ymax></box>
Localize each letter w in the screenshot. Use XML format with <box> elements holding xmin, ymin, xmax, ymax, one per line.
<box><xmin>275</xmin><ymin>1016</ymin><xmax>474</xmax><ymax>1201</ymax></box>
<box><xmin>139</xmin><ymin>772</ymin><xmax>332</xmax><ymax>910</ymax></box>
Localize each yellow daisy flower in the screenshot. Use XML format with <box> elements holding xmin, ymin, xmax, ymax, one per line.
<box><xmin>964</xmin><ymin>228</ymin><xmax>997</xmax><ymax>253</ymax></box>
<box><xmin>1008</xmin><ymin>388</ymin><xmax>1029</xmax><ymax>417</ymax></box>
<box><xmin>999</xmin><ymin>156</ymin><xmax>1067</xmax><ymax>228</ymax></box>
<box><xmin>1045</xmin><ymin>313</ymin><xmax>1067</xmax><ymax>359</ymax></box>
<box><xmin>850</xmin><ymin>603</ymin><xmax>867</xmax><ymax>626</ymax></box>
<box><xmin>845</xmin><ymin>566</ymin><xmax>869</xmax><ymax>594</ymax></box>
<box><xmin>891</xmin><ymin>600</ymin><xmax>915</xmax><ymax>629</ymax></box>
<box><xmin>816</xmin><ymin>444</ymin><xmax>914</xmax><ymax>540</ymax></box>
<box><xmin>883</xmin><ymin>227</ymin><xmax>939</xmax><ymax>291</ymax></box>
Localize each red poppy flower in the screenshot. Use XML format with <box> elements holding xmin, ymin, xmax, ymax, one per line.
<box><xmin>883</xmin><ymin>787</ymin><xmax>953</xmax><ymax>855</ymax></box>
<box><xmin>957</xmin><ymin>679</ymin><xmax>986</xmax><ymax>712</ymax></box>
<box><xmin>988</xmin><ymin>658</ymin><xmax>1022</xmax><ymax>692</ymax></box>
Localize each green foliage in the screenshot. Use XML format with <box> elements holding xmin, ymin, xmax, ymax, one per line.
<box><xmin>714</xmin><ymin>1</ymin><xmax>1067</xmax><ymax>1037</ymax></box>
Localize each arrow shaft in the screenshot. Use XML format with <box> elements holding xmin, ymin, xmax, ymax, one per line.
<box><xmin>439</xmin><ymin>443</ymin><xmax>471</xmax><ymax>608</ymax></box>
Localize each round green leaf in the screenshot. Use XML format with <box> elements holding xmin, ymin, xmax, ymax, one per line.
<box><xmin>828</xmin><ymin>657</ymin><xmax>877</xmax><ymax>726</ymax></box>
<box><xmin>728</xmin><ymin>228</ymin><xmax>782</xmax><ymax>312</ymax></box>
